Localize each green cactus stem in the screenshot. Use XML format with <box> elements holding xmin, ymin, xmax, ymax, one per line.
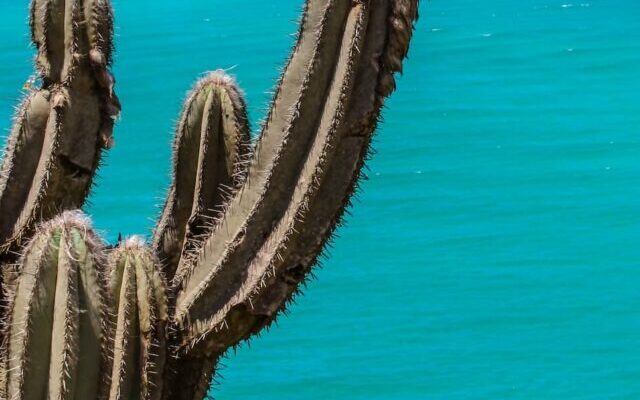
<box><xmin>0</xmin><ymin>0</ymin><xmax>119</xmax><ymax>257</ymax></box>
<box><xmin>153</xmin><ymin>71</ymin><xmax>252</xmax><ymax>281</ymax></box>
<box><xmin>3</xmin><ymin>211</ymin><xmax>109</xmax><ymax>400</ymax></box>
<box><xmin>107</xmin><ymin>238</ymin><xmax>168</xmax><ymax>400</ymax></box>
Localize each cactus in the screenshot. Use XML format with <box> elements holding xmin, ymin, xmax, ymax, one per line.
<box><xmin>0</xmin><ymin>0</ymin><xmax>419</xmax><ymax>399</ymax></box>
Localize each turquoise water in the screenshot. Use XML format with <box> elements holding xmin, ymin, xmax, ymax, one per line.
<box><xmin>2</xmin><ymin>0</ymin><xmax>640</xmax><ymax>398</ymax></box>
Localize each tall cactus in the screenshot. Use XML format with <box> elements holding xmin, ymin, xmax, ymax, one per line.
<box><xmin>0</xmin><ymin>0</ymin><xmax>420</xmax><ymax>399</ymax></box>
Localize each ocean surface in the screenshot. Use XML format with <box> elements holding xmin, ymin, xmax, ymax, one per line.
<box><xmin>1</xmin><ymin>1</ymin><xmax>640</xmax><ymax>398</ymax></box>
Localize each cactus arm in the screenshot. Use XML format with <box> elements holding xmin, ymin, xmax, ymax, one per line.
<box><xmin>71</xmin><ymin>226</ymin><xmax>112</xmax><ymax>399</ymax></box>
<box><xmin>173</xmin><ymin>0</ymin><xmax>419</xmax><ymax>357</ymax></box>
<box><xmin>0</xmin><ymin>0</ymin><xmax>118</xmax><ymax>256</ymax></box>
<box><xmin>173</xmin><ymin>0</ymin><xmax>357</xmax><ymax>347</ymax></box>
<box><xmin>231</xmin><ymin>0</ymin><xmax>419</xmax><ymax>343</ymax></box>
<box><xmin>0</xmin><ymin>91</ymin><xmax>51</xmax><ymax>248</ymax></box>
<box><xmin>134</xmin><ymin>247</ymin><xmax>168</xmax><ymax>400</ymax></box>
<box><xmin>30</xmin><ymin>0</ymin><xmax>114</xmax><ymax>84</ymax></box>
<box><xmin>4</xmin><ymin>212</ymin><xmax>109</xmax><ymax>399</ymax></box>
<box><xmin>153</xmin><ymin>72</ymin><xmax>251</xmax><ymax>281</ymax></box>
<box><xmin>107</xmin><ymin>238</ymin><xmax>168</xmax><ymax>400</ymax></box>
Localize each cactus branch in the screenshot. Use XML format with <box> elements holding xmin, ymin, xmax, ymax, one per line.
<box><xmin>0</xmin><ymin>0</ymin><xmax>119</xmax><ymax>257</ymax></box>
<box><xmin>173</xmin><ymin>0</ymin><xmax>419</xmax><ymax>358</ymax></box>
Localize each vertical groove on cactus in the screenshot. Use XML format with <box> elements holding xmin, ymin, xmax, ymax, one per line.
<box><xmin>153</xmin><ymin>71</ymin><xmax>251</xmax><ymax>281</ymax></box>
<box><xmin>3</xmin><ymin>211</ymin><xmax>109</xmax><ymax>399</ymax></box>
<box><xmin>107</xmin><ymin>237</ymin><xmax>168</xmax><ymax>400</ymax></box>
<box><xmin>0</xmin><ymin>0</ymin><xmax>119</xmax><ymax>257</ymax></box>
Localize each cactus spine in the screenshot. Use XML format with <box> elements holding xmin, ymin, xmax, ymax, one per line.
<box><xmin>0</xmin><ymin>0</ymin><xmax>420</xmax><ymax>399</ymax></box>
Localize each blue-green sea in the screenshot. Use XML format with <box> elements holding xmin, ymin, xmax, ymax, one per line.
<box><xmin>2</xmin><ymin>1</ymin><xmax>640</xmax><ymax>398</ymax></box>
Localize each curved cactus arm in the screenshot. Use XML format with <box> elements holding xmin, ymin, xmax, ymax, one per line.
<box><xmin>1</xmin><ymin>211</ymin><xmax>110</xmax><ymax>399</ymax></box>
<box><xmin>0</xmin><ymin>0</ymin><xmax>119</xmax><ymax>257</ymax></box>
<box><xmin>173</xmin><ymin>0</ymin><xmax>419</xmax><ymax>357</ymax></box>
<box><xmin>107</xmin><ymin>237</ymin><xmax>168</xmax><ymax>400</ymax></box>
<box><xmin>153</xmin><ymin>71</ymin><xmax>251</xmax><ymax>281</ymax></box>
